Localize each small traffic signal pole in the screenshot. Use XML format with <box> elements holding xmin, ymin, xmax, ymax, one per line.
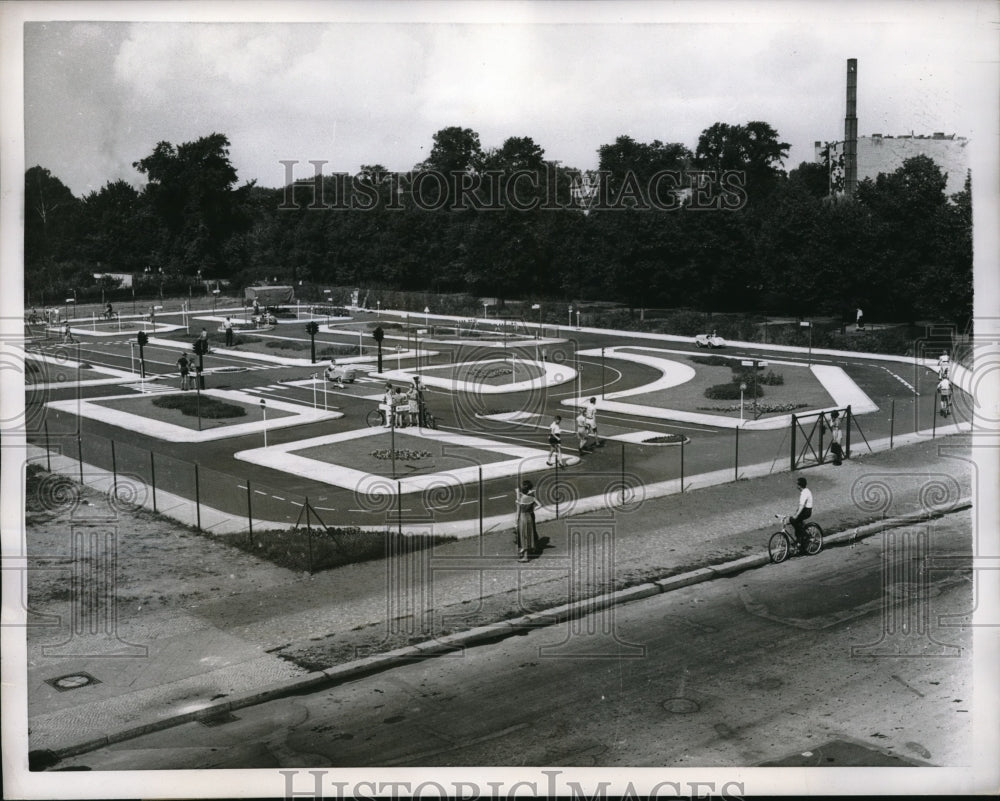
<box><xmin>261</xmin><ymin>399</ymin><xmax>268</xmax><ymax>447</ymax></box>
<box><xmin>137</xmin><ymin>331</ymin><xmax>148</xmax><ymax>378</ymax></box>
<box><xmin>305</xmin><ymin>321</ymin><xmax>319</xmax><ymax>363</ymax></box>
<box><xmin>373</xmin><ymin>326</ymin><xmax>385</xmax><ymax>373</ymax></box>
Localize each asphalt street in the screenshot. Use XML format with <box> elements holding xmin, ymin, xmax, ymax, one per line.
<box><xmin>56</xmin><ymin>511</ymin><xmax>972</xmax><ymax>770</ymax></box>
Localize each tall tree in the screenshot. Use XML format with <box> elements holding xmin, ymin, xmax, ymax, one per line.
<box><xmin>132</xmin><ymin>133</ymin><xmax>253</xmax><ymax>276</ymax></box>
<box><xmin>695</xmin><ymin>121</ymin><xmax>790</xmax><ymax>202</ymax></box>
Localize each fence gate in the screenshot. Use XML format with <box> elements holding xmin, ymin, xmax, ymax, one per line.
<box><xmin>790</xmin><ymin>406</ymin><xmax>864</xmax><ymax>471</ymax></box>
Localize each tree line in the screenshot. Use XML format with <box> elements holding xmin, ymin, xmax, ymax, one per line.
<box><xmin>24</xmin><ymin>124</ymin><xmax>971</xmax><ymax>326</ymax></box>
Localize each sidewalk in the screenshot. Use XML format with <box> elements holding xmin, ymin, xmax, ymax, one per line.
<box><xmin>23</xmin><ymin>433</ymin><xmax>972</xmax><ymax>759</ymax></box>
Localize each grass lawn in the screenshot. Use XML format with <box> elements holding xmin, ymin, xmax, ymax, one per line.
<box><xmin>616</xmin><ymin>348</ymin><xmax>835</xmax><ymax>417</ymax></box>
<box><xmin>417</xmin><ymin>359</ymin><xmax>544</xmax><ymax>386</ymax></box>
<box><xmin>24</xmin><ymin>359</ymin><xmax>110</xmax><ymax>385</ymax></box>
<box><xmin>292</xmin><ymin>430</ymin><xmax>512</xmax><ymax>478</ymax></box>
<box><xmin>92</xmin><ymin>393</ymin><xmax>295</xmax><ymax>430</ymax></box>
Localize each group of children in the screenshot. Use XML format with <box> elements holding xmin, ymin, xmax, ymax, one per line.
<box><xmin>381</xmin><ymin>378</ymin><xmax>425</xmax><ymax>427</ymax></box>
<box><xmin>546</xmin><ymin>396</ymin><xmax>601</xmax><ymax>467</ymax></box>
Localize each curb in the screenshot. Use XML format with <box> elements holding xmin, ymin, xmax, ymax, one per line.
<box><xmin>43</xmin><ymin>496</ymin><xmax>972</xmax><ymax>762</ymax></box>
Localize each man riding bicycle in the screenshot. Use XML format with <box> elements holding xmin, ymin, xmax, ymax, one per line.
<box><xmin>791</xmin><ymin>477</ymin><xmax>814</xmax><ymax>546</ymax></box>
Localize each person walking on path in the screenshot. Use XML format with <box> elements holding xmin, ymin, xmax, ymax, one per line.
<box><xmin>937</xmin><ymin>376</ymin><xmax>952</xmax><ymax>417</ymax></box>
<box><xmin>199</xmin><ymin>328</ymin><xmax>210</xmax><ymax>353</ymax></box>
<box><xmin>515</xmin><ymin>480</ymin><xmax>540</xmax><ymax>562</ymax></box>
<box><xmin>61</xmin><ymin>321</ymin><xmax>74</xmax><ymax>344</ymax></box>
<box><xmin>223</xmin><ymin>317</ymin><xmax>234</xmax><ymax>347</ymax></box>
<box><xmin>790</xmin><ymin>477</ymin><xmax>814</xmax><ymax>546</ymax></box>
<box><xmin>937</xmin><ymin>351</ymin><xmax>951</xmax><ymax>379</ymax></box>
<box><xmin>856</xmin><ymin>306</ymin><xmax>865</xmax><ymax>331</ymax></box>
<box><xmin>584</xmin><ymin>397</ymin><xmax>601</xmax><ymax>447</ymax></box>
<box><xmin>412</xmin><ymin>376</ymin><xmax>426</xmax><ymax>427</ymax></box>
<box><xmin>177</xmin><ymin>353</ymin><xmax>191</xmax><ymax>391</ymax></box>
<box><xmin>575</xmin><ymin>410</ymin><xmax>592</xmax><ymax>455</ymax></box>
<box><xmin>546</xmin><ymin>415</ymin><xmax>568</xmax><ymax>467</ymax></box>
<box><xmin>828</xmin><ymin>410</ymin><xmax>844</xmax><ymax>466</ymax></box>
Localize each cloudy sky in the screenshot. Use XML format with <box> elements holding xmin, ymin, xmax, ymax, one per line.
<box><xmin>13</xmin><ymin>2</ymin><xmax>997</xmax><ymax>196</ymax></box>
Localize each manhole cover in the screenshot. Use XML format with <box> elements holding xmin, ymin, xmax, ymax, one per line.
<box><xmin>199</xmin><ymin>710</ymin><xmax>239</xmax><ymax>727</ymax></box>
<box><xmin>662</xmin><ymin>697</ymin><xmax>700</xmax><ymax>714</ymax></box>
<box><xmin>45</xmin><ymin>672</ymin><xmax>101</xmax><ymax>692</ymax></box>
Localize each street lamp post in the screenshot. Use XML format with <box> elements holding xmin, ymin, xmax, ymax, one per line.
<box><xmin>424</xmin><ymin>306</ymin><xmax>429</xmax><ymax>329</ymax></box>
<box><xmin>740</xmin><ymin>382</ymin><xmax>747</xmax><ymax>423</ymax></box>
<box><xmin>741</xmin><ymin>359</ymin><xmax>767</xmax><ymax>419</ymax></box>
<box><xmin>568</xmin><ymin>306</ymin><xmax>573</xmax><ymax>328</ymax></box>
<box><xmin>576</xmin><ymin>310</ymin><xmax>581</xmax><ymax>330</ymax></box>
<box><xmin>260</xmin><ymin>399</ymin><xmax>268</xmax><ymax>447</ymax></box>
<box><xmin>601</xmin><ymin>347</ymin><xmax>606</xmax><ymax>399</ymax></box>
<box><xmin>800</xmin><ymin>320</ymin><xmax>813</xmax><ymax>363</ymax></box>
<box><xmin>212</xmin><ymin>289</ymin><xmax>219</xmax><ymax>313</ymax></box>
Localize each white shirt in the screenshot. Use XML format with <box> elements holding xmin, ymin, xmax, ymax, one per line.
<box><xmin>938</xmin><ymin>379</ymin><xmax>951</xmax><ymax>394</ymax></box>
<box><xmin>799</xmin><ymin>488</ymin><xmax>814</xmax><ymax>511</ymax></box>
<box><xmin>223</xmin><ymin>319</ymin><xmax>233</xmax><ymax>330</ymax></box>
<box><xmin>584</xmin><ymin>403</ymin><xmax>597</xmax><ymax>422</ymax></box>
<box><xmin>549</xmin><ymin>421</ymin><xmax>561</xmax><ymax>438</ymax></box>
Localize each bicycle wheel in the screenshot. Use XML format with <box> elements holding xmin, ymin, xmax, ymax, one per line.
<box><xmin>803</xmin><ymin>523</ymin><xmax>824</xmax><ymax>555</ymax></box>
<box><xmin>366</xmin><ymin>408</ymin><xmax>384</xmax><ymax>427</ymax></box>
<box><xmin>768</xmin><ymin>531</ymin><xmax>790</xmax><ymax>564</ymax></box>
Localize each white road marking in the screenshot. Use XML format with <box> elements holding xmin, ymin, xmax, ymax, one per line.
<box><xmin>876</xmin><ymin>365</ymin><xmax>919</xmax><ymax>395</ymax></box>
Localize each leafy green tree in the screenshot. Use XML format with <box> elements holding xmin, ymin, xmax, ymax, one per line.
<box><xmin>695</xmin><ymin>121</ymin><xmax>790</xmax><ymax>202</ymax></box>
<box><xmin>132</xmin><ymin>133</ymin><xmax>254</xmax><ymax>276</ymax></box>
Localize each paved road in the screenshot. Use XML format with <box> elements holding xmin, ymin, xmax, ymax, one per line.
<box><xmin>56</xmin><ymin>512</ymin><xmax>971</xmax><ymax>771</ymax></box>
<box><xmin>25</xmin><ymin>311</ymin><xmax>956</xmax><ymax>531</ymax></box>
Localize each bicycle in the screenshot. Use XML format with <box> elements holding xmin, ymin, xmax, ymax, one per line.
<box><xmin>366</xmin><ymin>407</ymin><xmax>388</xmax><ymax>427</ymax></box>
<box><xmin>768</xmin><ymin>514</ymin><xmax>823</xmax><ymax>564</ymax></box>
<box><xmin>939</xmin><ymin>394</ymin><xmax>952</xmax><ymax>418</ymax></box>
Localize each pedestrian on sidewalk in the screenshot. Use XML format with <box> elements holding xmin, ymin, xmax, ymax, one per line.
<box><xmin>515</xmin><ymin>480</ymin><xmax>540</xmax><ymax>561</ymax></box>
<box><xmin>224</xmin><ymin>317</ymin><xmax>234</xmax><ymax>347</ymax></box>
<box><xmin>584</xmin><ymin>397</ymin><xmax>601</xmax><ymax>447</ymax></box>
<box><xmin>790</xmin><ymin>477</ymin><xmax>814</xmax><ymax>546</ymax></box>
<box><xmin>937</xmin><ymin>376</ymin><xmax>952</xmax><ymax>417</ymax></box>
<box><xmin>937</xmin><ymin>351</ymin><xmax>951</xmax><ymax>379</ymax></box>
<box><xmin>575</xmin><ymin>410</ymin><xmax>591</xmax><ymax>455</ymax></box>
<box><xmin>382</xmin><ymin>383</ymin><xmax>395</xmax><ymax>427</ymax></box>
<box><xmin>829</xmin><ymin>410</ymin><xmax>843</xmax><ymax>466</ymax></box>
<box><xmin>199</xmin><ymin>327</ymin><xmax>210</xmax><ymax>353</ymax></box>
<box><xmin>856</xmin><ymin>306</ymin><xmax>865</xmax><ymax>331</ymax></box>
<box><xmin>177</xmin><ymin>353</ymin><xmax>190</xmax><ymax>390</ymax></box>
<box><xmin>546</xmin><ymin>415</ymin><xmax>568</xmax><ymax>467</ymax></box>
<box><xmin>61</xmin><ymin>322</ymin><xmax>73</xmax><ymax>344</ymax></box>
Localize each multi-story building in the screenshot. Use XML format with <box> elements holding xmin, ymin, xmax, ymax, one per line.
<box><xmin>815</xmin><ymin>132</ymin><xmax>969</xmax><ymax>197</ymax></box>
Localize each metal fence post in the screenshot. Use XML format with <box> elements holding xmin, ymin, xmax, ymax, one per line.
<box><xmin>111</xmin><ymin>439</ymin><xmax>117</xmax><ymax>491</ymax></box>
<box><xmin>734</xmin><ymin>424</ymin><xmax>740</xmax><ymax>481</ymax></box>
<box><xmin>150</xmin><ymin>450</ymin><xmax>157</xmax><ymax>513</ymax></box>
<box><xmin>478</xmin><ymin>466</ymin><xmax>483</xmax><ymax>539</ymax></box>
<box><xmin>680</xmin><ymin>438</ymin><xmax>685</xmax><ymax>493</ymax></box>
<box><xmin>932</xmin><ymin>391</ymin><xmax>937</xmax><ymax>439</ymax></box>
<box><xmin>44</xmin><ymin>421</ymin><xmax>51</xmax><ymax>472</ymax></box>
<box><xmin>246</xmin><ymin>479</ymin><xmax>253</xmax><ymax>544</ymax></box>
<box><xmin>846</xmin><ymin>406</ymin><xmax>852</xmax><ymax>459</ymax></box>
<box><xmin>305</xmin><ymin>496</ymin><xmax>314</xmax><ymax>574</ymax></box>
<box><xmin>194</xmin><ymin>463</ymin><xmax>201</xmax><ymax>531</ymax></box>
<box><xmin>77</xmin><ymin>433</ymin><xmax>84</xmax><ymax>485</ymax></box>
<box><xmin>620</xmin><ymin>442</ymin><xmax>626</xmax><ymax>506</ymax></box>
<box><xmin>890</xmin><ymin>398</ymin><xmax>895</xmax><ymax>449</ymax></box>
<box><xmin>790</xmin><ymin>414</ymin><xmax>797</xmax><ymax>472</ymax></box>
<box><xmin>397</xmin><ymin>480</ymin><xmax>402</xmax><ymax>536</ymax></box>
<box><xmin>554</xmin><ymin>459</ymin><xmax>560</xmax><ymax>519</ymax></box>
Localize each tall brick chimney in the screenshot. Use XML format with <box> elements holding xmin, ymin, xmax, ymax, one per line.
<box><xmin>844</xmin><ymin>58</ymin><xmax>858</xmax><ymax>196</ymax></box>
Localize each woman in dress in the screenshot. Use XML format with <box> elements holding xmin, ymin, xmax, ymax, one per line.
<box><xmin>515</xmin><ymin>480</ymin><xmax>540</xmax><ymax>562</ymax></box>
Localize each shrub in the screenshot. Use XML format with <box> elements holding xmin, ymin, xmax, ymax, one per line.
<box><xmin>153</xmin><ymin>394</ymin><xmax>247</xmax><ymax>419</ymax></box>
<box><xmin>265</xmin><ymin>340</ymin><xmax>308</xmax><ymax>350</ymax></box>
<box><xmin>317</xmin><ymin>344</ymin><xmax>360</xmax><ymax>357</ymax></box>
<box><xmin>221</xmin><ymin>528</ymin><xmax>456</xmax><ymax>572</ymax></box>
<box><xmin>689</xmin><ymin>354</ymin><xmax>733</xmax><ymax>367</ymax></box>
<box><xmin>704</xmin><ymin>383</ymin><xmax>764</xmax><ymax>400</ymax></box>
<box><xmin>733</xmin><ymin>367</ymin><xmax>784</xmax><ymax>386</ymax></box>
